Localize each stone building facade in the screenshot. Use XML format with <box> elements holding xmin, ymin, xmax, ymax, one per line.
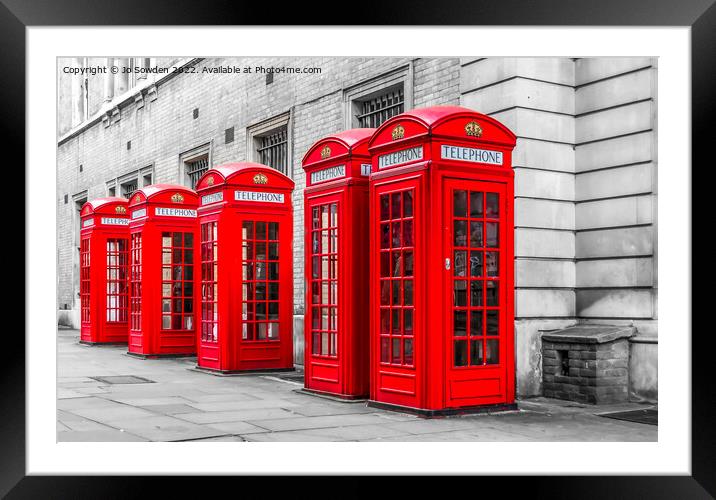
<box><xmin>56</xmin><ymin>56</ymin><xmax>657</xmax><ymax>401</ymax></box>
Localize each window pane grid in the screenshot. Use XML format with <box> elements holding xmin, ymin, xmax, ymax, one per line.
<box><xmin>130</xmin><ymin>233</ymin><xmax>142</xmax><ymax>331</ymax></box>
<box><xmin>80</xmin><ymin>237</ymin><xmax>91</xmax><ymax>323</ymax></box>
<box><xmin>357</xmin><ymin>87</ymin><xmax>405</xmax><ymax>128</ymax></box>
<box><xmin>186</xmin><ymin>156</ymin><xmax>209</xmax><ymax>189</ymax></box>
<box><xmin>200</xmin><ymin>222</ymin><xmax>218</xmax><ymax>343</ymax></box>
<box><xmin>452</xmin><ymin>190</ymin><xmax>500</xmax><ymax>368</ymax></box>
<box><xmin>242</xmin><ymin>221</ymin><xmax>280</xmax><ymax>341</ymax></box>
<box><xmin>379</xmin><ymin>189</ymin><xmax>415</xmax><ymax>366</ymax></box>
<box><xmin>106</xmin><ymin>238</ymin><xmax>128</xmax><ymax>323</ymax></box>
<box><xmin>257</xmin><ymin>127</ymin><xmax>288</xmax><ymax>176</ymax></box>
<box><xmin>161</xmin><ymin>232</ymin><xmax>195</xmax><ymax>331</ymax></box>
<box><xmin>310</xmin><ymin>202</ymin><xmax>339</xmax><ymax>358</ymax></box>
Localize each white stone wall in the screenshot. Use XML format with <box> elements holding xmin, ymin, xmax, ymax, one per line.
<box><xmin>461</xmin><ymin>57</ymin><xmax>657</xmax><ymax>400</ymax></box>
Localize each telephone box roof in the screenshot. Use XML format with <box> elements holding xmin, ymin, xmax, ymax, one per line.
<box><xmin>302</xmin><ymin>128</ymin><xmax>375</xmax><ymax>165</ymax></box>
<box><xmin>81</xmin><ymin>197</ymin><xmax>128</xmax><ymax>215</ymax></box>
<box><xmin>196</xmin><ymin>162</ymin><xmax>295</xmax><ymax>191</ymax></box>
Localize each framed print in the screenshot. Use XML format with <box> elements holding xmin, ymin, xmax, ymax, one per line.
<box><xmin>4</xmin><ymin>0</ymin><xmax>712</xmax><ymax>496</ymax></box>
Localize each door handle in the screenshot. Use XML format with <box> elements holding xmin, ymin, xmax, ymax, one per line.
<box><xmin>445</xmin><ymin>258</ymin><xmax>451</xmax><ymax>271</ymax></box>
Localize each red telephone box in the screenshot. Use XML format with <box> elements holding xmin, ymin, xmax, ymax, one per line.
<box><xmin>79</xmin><ymin>197</ymin><xmax>130</xmax><ymax>344</ymax></box>
<box><xmin>195</xmin><ymin>162</ymin><xmax>294</xmax><ymax>373</ymax></box>
<box><xmin>367</xmin><ymin>106</ymin><xmax>517</xmax><ymax>416</ymax></box>
<box><xmin>301</xmin><ymin>129</ymin><xmax>374</xmax><ymax>399</ymax></box>
<box><xmin>127</xmin><ymin>184</ymin><xmax>199</xmax><ymax>357</ymax></box>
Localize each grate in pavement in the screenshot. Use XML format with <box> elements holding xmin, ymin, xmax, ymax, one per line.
<box><xmin>598</xmin><ymin>408</ymin><xmax>657</xmax><ymax>426</ymax></box>
<box><xmin>90</xmin><ymin>375</ymin><xmax>155</xmax><ymax>385</ymax></box>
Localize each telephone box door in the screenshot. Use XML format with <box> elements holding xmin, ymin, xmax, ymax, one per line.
<box><xmin>444</xmin><ymin>178</ymin><xmax>511</xmax><ymax>407</ymax></box>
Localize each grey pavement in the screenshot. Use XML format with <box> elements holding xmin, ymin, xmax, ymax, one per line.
<box><xmin>57</xmin><ymin>328</ymin><xmax>657</xmax><ymax>442</ymax></box>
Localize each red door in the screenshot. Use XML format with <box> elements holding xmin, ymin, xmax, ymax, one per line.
<box><xmin>372</xmin><ymin>178</ymin><xmax>420</xmax><ymax>408</ymax></box>
<box><xmin>444</xmin><ymin>178</ymin><xmax>510</xmax><ymax>407</ymax></box>
<box><xmin>306</xmin><ymin>192</ymin><xmax>342</xmax><ymax>393</ymax></box>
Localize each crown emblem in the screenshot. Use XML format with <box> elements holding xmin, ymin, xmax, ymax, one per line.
<box><xmin>133</xmin><ymin>194</ymin><xmax>141</xmax><ymax>203</ymax></box>
<box><xmin>253</xmin><ymin>173</ymin><xmax>268</xmax><ymax>184</ymax></box>
<box><xmin>320</xmin><ymin>146</ymin><xmax>331</xmax><ymax>159</ymax></box>
<box><xmin>391</xmin><ymin>124</ymin><xmax>405</xmax><ymax>140</ymax></box>
<box><xmin>82</xmin><ymin>206</ymin><xmax>89</xmax><ymax>215</ymax></box>
<box><xmin>171</xmin><ymin>193</ymin><xmax>184</xmax><ymax>203</ymax></box>
<box><xmin>465</xmin><ymin>121</ymin><xmax>483</xmax><ymax>137</ymax></box>
<box><xmin>206</xmin><ymin>175</ymin><xmax>215</xmax><ymax>186</ymax></box>
<box><xmin>115</xmin><ymin>205</ymin><xmax>127</xmax><ymax>214</ymax></box>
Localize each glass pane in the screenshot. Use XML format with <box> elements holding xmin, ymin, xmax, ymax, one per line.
<box><xmin>268</xmin><ymin>323</ymin><xmax>279</xmax><ymax>339</ymax></box>
<box><xmin>391</xmin><ymin>192</ymin><xmax>402</xmax><ymax>219</ymax></box>
<box><xmin>256</xmin><ymin>242</ymin><xmax>266</xmax><ymax>260</ymax></box>
<box><xmin>404</xmin><ymin>338</ymin><xmax>413</xmax><ymax>365</ymax></box>
<box><xmin>404</xmin><ymin>280</ymin><xmax>413</xmax><ymax>306</ymax></box>
<box><xmin>486</xmin><ymin>251</ymin><xmax>499</xmax><ymax>277</ymax></box>
<box><xmin>471</xmin><ymin>281</ymin><xmax>483</xmax><ymax>306</ymax></box>
<box><xmin>256</xmin><ymin>283</ymin><xmax>266</xmax><ymax>300</ymax></box>
<box><xmin>392</xmin><ymin>280</ymin><xmax>401</xmax><ymax>305</ymax></box>
<box><xmin>242</xmin><ymin>221</ymin><xmax>254</xmax><ymax>239</ymax></box>
<box><xmin>470</xmin><ymin>340</ymin><xmax>484</xmax><ymax>365</ymax></box>
<box><xmin>244</xmin><ymin>322</ymin><xmax>254</xmax><ymax>340</ymax></box>
<box><xmin>487</xmin><ymin>311</ymin><xmax>499</xmax><ymax>335</ymax></box>
<box><xmin>486</xmin><ymin>339</ymin><xmax>499</xmax><ymax>364</ymax></box>
<box><xmin>269</xmin><ymin>242</ymin><xmax>279</xmax><ymax>260</ymax></box>
<box><xmin>330</xmin><ymin>204</ymin><xmax>338</xmax><ymax>227</ymax></box>
<box><xmin>162</xmin><ymin>267</ymin><xmax>171</xmax><ymax>280</ymax></box>
<box><xmin>380</xmin><ymin>309</ymin><xmax>390</xmax><ymax>334</ymax></box>
<box><xmin>486</xmin><ymin>281</ymin><xmax>499</xmax><ymax>306</ymax></box>
<box><xmin>454</xmin><ymin>251</ymin><xmax>467</xmax><ymax>277</ymax></box>
<box><xmin>454</xmin><ymin>311</ymin><xmax>467</xmax><ymax>337</ymax></box>
<box><xmin>403</xmin><ymin>220</ymin><xmax>414</xmax><ymax>247</ymax></box>
<box><xmin>312</xmin><ymin>207</ymin><xmax>320</xmax><ymax>229</ymax></box>
<box><xmin>404</xmin><ymin>310</ymin><xmax>413</xmax><ymax>335</ymax></box>
<box><xmin>470</xmin><ymin>251</ymin><xmax>483</xmax><ymax>277</ymax></box>
<box><xmin>403</xmin><ymin>191</ymin><xmax>413</xmax><ymax>217</ymax></box>
<box><xmin>256</xmin><ymin>302</ymin><xmax>266</xmax><ymax>320</ymax></box>
<box><xmin>454</xmin><ymin>340</ymin><xmax>468</xmax><ymax>367</ymax></box>
<box><xmin>380</xmin><ymin>195</ymin><xmax>390</xmax><ymax>221</ymax></box>
<box><xmin>321</xmin><ymin>332</ymin><xmax>329</xmax><ymax>354</ymax></box>
<box><xmin>256</xmin><ymin>222</ymin><xmax>267</xmax><ymax>240</ymax></box>
<box><xmin>268</xmin><ymin>222</ymin><xmax>279</xmax><ymax>240</ymax></box>
<box><xmin>380</xmin><ymin>224</ymin><xmax>390</xmax><ymax>249</ymax></box>
<box><xmin>312</xmin><ymin>307</ymin><xmax>320</xmax><ymax>328</ymax></box>
<box><xmin>162</xmin><ymin>315</ymin><xmax>171</xmax><ymax>329</ymax></box>
<box><xmin>486</xmin><ymin>193</ymin><xmax>499</xmax><ymax>218</ymax></box>
<box><xmin>403</xmin><ymin>251</ymin><xmax>414</xmax><ymax>276</ymax></box>
<box><xmin>470</xmin><ymin>191</ymin><xmax>483</xmax><ymax>217</ymax></box>
<box><xmin>381</xmin><ymin>337</ymin><xmax>390</xmax><ymax>363</ymax></box>
<box><xmin>454</xmin><ymin>280</ymin><xmax>467</xmax><ymax>306</ymax></box>
<box><xmin>162</xmin><ymin>299</ymin><xmax>171</xmax><ymax>312</ymax></box>
<box><xmin>470</xmin><ymin>310</ymin><xmax>483</xmax><ymax>337</ymax></box>
<box><xmin>392</xmin><ymin>251</ymin><xmax>402</xmax><ymax>277</ymax></box>
<box><xmin>391</xmin><ymin>222</ymin><xmax>401</xmax><ymax>248</ymax></box>
<box><xmin>257</xmin><ymin>323</ymin><xmax>267</xmax><ymax>340</ymax></box>
<box><xmin>391</xmin><ymin>338</ymin><xmax>401</xmax><ymax>364</ymax></box>
<box><xmin>380</xmin><ymin>252</ymin><xmax>390</xmax><ymax>277</ymax></box>
<box><xmin>312</xmin><ymin>332</ymin><xmax>320</xmax><ymax>354</ymax></box>
<box><xmin>486</xmin><ymin>222</ymin><xmax>499</xmax><ymax>247</ymax></box>
<box><xmin>453</xmin><ymin>190</ymin><xmax>467</xmax><ymax>217</ymax></box>
<box><xmin>392</xmin><ymin>309</ymin><xmax>401</xmax><ymax>334</ymax></box>
<box><xmin>268</xmin><ymin>262</ymin><xmax>279</xmax><ymax>280</ymax></box>
<box><xmin>172</xmin><ymin>233</ymin><xmax>182</xmax><ymax>247</ymax></box>
<box><xmin>311</xmin><ymin>257</ymin><xmax>320</xmax><ymax>279</ymax></box>
<box><xmin>185</xmin><ymin>233</ymin><xmax>194</xmax><ymax>248</ymax></box>
<box><xmin>162</xmin><ymin>234</ymin><xmax>172</xmax><ymax>247</ymax></box>
<box><xmin>470</xmin><ymin>222</ymin><xmax>483</xmax><ymax>248</ymax></box>
<box><xmin>454</xmin><ymin>220</ymin><xmax>467</xmax><ymax>246</ymax></box>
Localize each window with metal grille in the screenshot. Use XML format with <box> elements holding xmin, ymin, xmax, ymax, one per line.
<box><xmin>356</xmin><ymin>87</ymin><xmax>405</xmax><ymax>128</ymax></box>
<box><xmin>186</xmin><ymin>156</ymin><xmax>209</xmax><ymax>189</ymax></box>
<box><xmin>256</xmin><ymin>127</ymin><xmax>288</xmax><ymax>175</ymax></box>
<box><xmin>121</xmin><ymin>180</ymin><xmax>138</xmax><ymax>199</ymax></box>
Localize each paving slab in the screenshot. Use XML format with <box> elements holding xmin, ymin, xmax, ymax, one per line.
<box><xmin>57</xmin><ymin>328</ymin><xmax>658</xmax><ymax>442</ymax></box>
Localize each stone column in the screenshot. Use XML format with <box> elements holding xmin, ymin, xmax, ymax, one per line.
<box><xmin>103</xmin><ymin>57</ymin><xmax>114</xmax><ymax>102</ymax></box>
<box><xmin>114</xmin><ymin>57</ymin><xmax>129</xmax><ymax>95</ymax></box>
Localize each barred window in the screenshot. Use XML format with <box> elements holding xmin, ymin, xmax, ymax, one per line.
<box><xmin>356</xmin><ymin>86</ymin><xmax>405</xmax><ymax>128</ymax></box>
<box><xmin>120</xmin><ymin>180</ymin><xmax>138</xmax><ymax>199</ymax></box>
<box><xmin>186</xmin><ymin>156</ymin><xmax>209</xmax><ymax>189</ymax></box>
<box><xmin>256</xmin><ymin>127</ymin><xmax>288</xmax><ymax>176</ymax></box>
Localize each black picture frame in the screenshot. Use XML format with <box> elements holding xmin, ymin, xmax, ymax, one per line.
<box><xmin>4</xmin><ymin>0</ymin><xmax>711</xmax><ymax>496</ymax></box>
